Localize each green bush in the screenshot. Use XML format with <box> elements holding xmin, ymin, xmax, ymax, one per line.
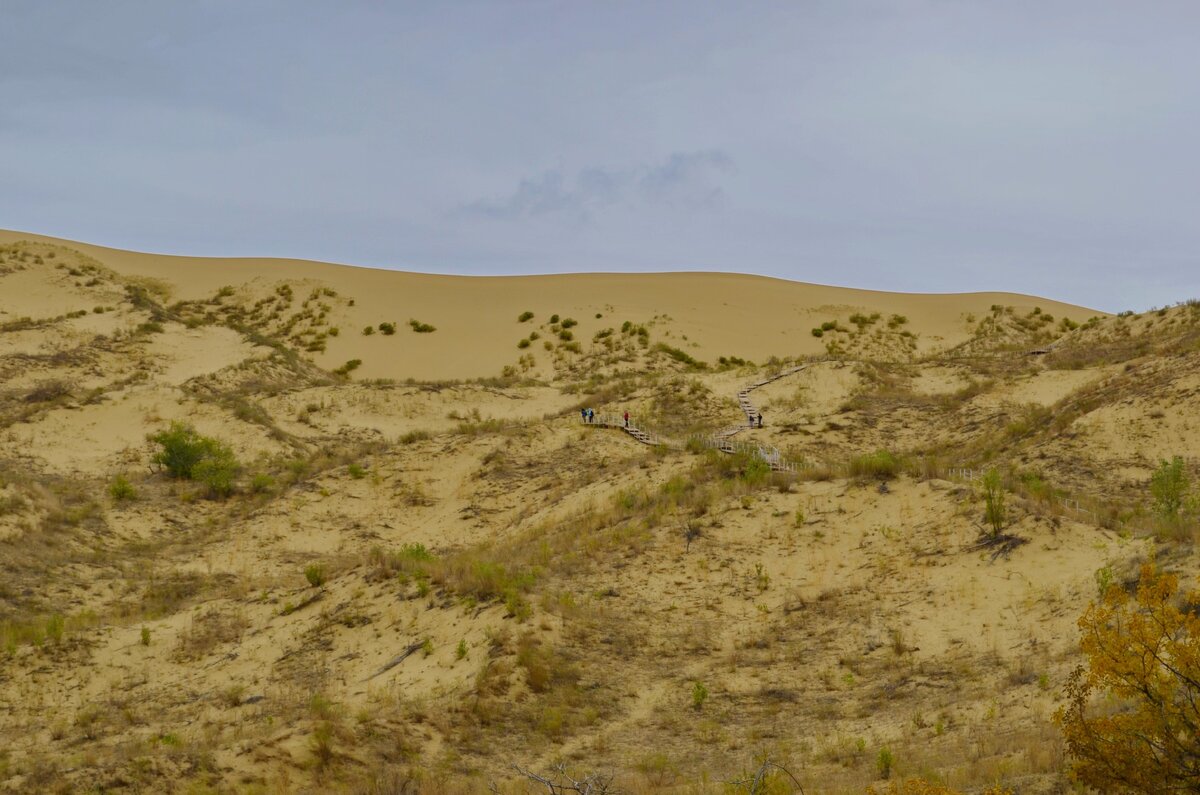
<box><xmin>304</xmin><ymin>564</ymin><xmax>326</xmax><ymax>587</ymax></box>
<box><xmin>378</xmin><ymin>322</ymin><xmax>396</xmax><ymax>335</ymax></box>
<box><xmin>692</xmin><ymin>681</ymin><xmax>708</xmax><ymax>710</ymax></box>
<box><xmin>362</xmin><ymin>325</ymin><xmax>375</xmax><ymax>336</ymax></box>
<box><xmin>549</xmin><ymin>314</ymin><xmax>560</xmax><ymax>324</ymax></box>
<box><xmin>1151</xmin><ymin>456</ymin><xmax>1189</xmax><ymax>518</ymax></box>
<box><xmin>409</xmin><ymin>319</ymin><xmax>436</xmax><ymax>333</ymax></box>
<box><xmin>811</xmin><ymin>327</ymin><xmax>824</xmax><ymax>337</ymax></box>
<box><xmin>193</xmin><ymin>444</ymin><xmax>240</xmax><ymax>498</ymax></box>
<box><xmin>149</xmin><ymin>422</ymin><xmax>215</xmax><ymax>479</ymax></box>
<box><xmin>149</xmin><ymin>422</ymin><xmax>240</xmax><ymax>497</ymax></box>
<box><xmin>560</xmin><ymin>317</ymin><xmax>577</xmax><ymax>329</ymax></box>
<box><xmin>109</xmin><ymin>475</ymin><xmax>137</xmax><ymax>502</ymax></box>
<box><xmin>348</xmin><ymin>463</ymin><xmax>367</xmax><ymax>480</ymax></box>
<box><xmin>877</xmin><ymin>747</ymin><xmax>894</xmax><ymax>779</ymax></box>
<box><xmin>250</xmin><ymin>473</ymin><xmax>275</xmax><ymax>494</ymax></box>
<box><xmin>517</xmin><ymin>338</ymin><xmax>531</xmax><ymax>349</ymax></box>
<box><xmin>848</xmin><ymin>450</ymin><xmax>901</xmax><ymax>480</ymax></box>
<box><xmin>518</xmin><ymin>311</ymin><xmax>534</xmax><ymax>323</ymax></box>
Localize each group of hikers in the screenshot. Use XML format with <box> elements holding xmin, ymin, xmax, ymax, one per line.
<box><xmin>579</xmin><ymin>408</ymin><xmax>631</xmax><ymax>428</ymax></box>
<box><xmin>580</xmin><ymin>408</ymin><xmax>764</xmax><ymax>429</ymax></box>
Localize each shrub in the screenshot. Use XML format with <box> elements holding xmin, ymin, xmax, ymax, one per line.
<box><xmin>362</xmin><ymin>325</ymin><xmax>375</xmax><ymax>335</ymax></box>
<box><xmin>654</xmin><ymin>343</ymin><xmax>706</xmax><ymax>369</ymax></box>
<box><xmin>811</xmin><ymin>327</ymin><xmax>824</xmax><ymax>337</ymax></box>
<box><xmin>140</xmin><ymin>627</ymin><xmax>151</xmax><ymax>646</ymax></box>
<box><xmin>333</xmin><ymin>359</ymin><xmax>362</xmax><ymax>377</ymax></box>
<box><xmin>409</xmin><ymin>319</ymin><xmax>436</xmax><ymax>333</ymax></box>
<box><xmin>456</xmin><ymin>639</ymin><xmax>468</xmax><ymax>660</ymax></box>
<box><xmin>1151</xmin><ymin>456</ymin><xmax>1189</xmax><ymax>518</ymax></box>
<box><xmin>250</xmin><ymin>473</ymin><xmax>275</xmax><ymax>494</ymax></box>
<box><xmin>150</xmin><ymin>422</ymin><xmax>228</xmax><ymax>480</ymax></box>
<box><xmin>982</xmin><ymin>468</ymin><xmax>1006</xmax><ymax>536</ymax></box>
<box><xmin>877</xmin><ymin>747</ymin><xmax>895</xmax><ymax>779</ymax></box>
<box><xmin>517</xmin><ymin>338</ymin><xmax>531</xmax><ymax>349</ymax></box>
<box><xmin>549</xmin><ymin>314</ymin><xmax>560</xmax><ymax>324</ymax></box>
<box><xmin>560</xmin><ymin>317</ymin><xmax>577</xmax><ymax>329</ymax></box>
<box><xmin>518</xmin><ymin>311</ymin><xmax>534</xmax><ymax>322</ymax></box>
<box><xmin>109</xmin><ymin>475</ymin><xmax>137</xmax><ymax>502</ymax></box>
<box><xmin>691</xmin><ymin>681</ymin><xmax>708</xmax><ymax>710</ymax></box>
<box><xmin>378</xmin><ymin>322</ymin><xmax>396</xmax><ymax>335</ymax></box>
<box><xmin>558</xmin><ymin>329</ymin><xmax>573</xmax><ymax>341</ymax></box>
<box><xmin>304</xmin><ymin>563</ymin><xmax>326</xmax><ymax>587</ymax></box>
<box><xmin>849</xmin><ymin>450</ymin><xmax>900</xmax><ymax>480</ymax></box>
<box><xmin>348</xmin><ymin>463</ymin><xmax>366</xmax><ymax>480</ymax></box>
<box><xmin>193</xmin><ymin>443</ymin><xmax>240</xmax><ymax>498</ymax></box>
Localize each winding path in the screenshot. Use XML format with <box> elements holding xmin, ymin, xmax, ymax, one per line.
<box><xmin>583</xmin><ymin>364</ymin><xmax>807</xmax><ymax>472</ymax></box>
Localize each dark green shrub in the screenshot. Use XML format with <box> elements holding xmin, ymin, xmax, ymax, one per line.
<box><xmin>409</xmin><ymin>319</ymin><xmax>436</xmax><ymax>333</ymax></box>
<box><xmin>518</xmin><ymin>311</ymin><xmax>534</xmax><ymax>322</ymax></box>
<box><xmin>149</xmin><ymin>422</ymin><xmax>212</xmax><ymax>479</ymax></box>
<box><xmin>378</xmin><ymin>322</ymin><xmax>396</xmax><ymax>335</ymax></box>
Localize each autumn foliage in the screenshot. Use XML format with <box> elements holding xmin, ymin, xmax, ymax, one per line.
<box><xmin>1055</xmin><ymin>562</ymin><xmax>1200</xmax><ymax>791</ymax></box>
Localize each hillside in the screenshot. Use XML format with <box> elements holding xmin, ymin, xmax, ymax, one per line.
<box><xmin>0</xmin><ymin>230</ymin><xmax>1099</xmax><ymax>382</ymax></box>
<box><xmin>1</xmin><ymin>233</ymin><xmax>1197</xmax><ymax>794</ymax></box>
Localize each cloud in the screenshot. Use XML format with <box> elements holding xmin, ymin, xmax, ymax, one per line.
<box><xmin>460</xmin><ymin>150</ymin><xmax>733</xmax><ymax>220</ymax></box>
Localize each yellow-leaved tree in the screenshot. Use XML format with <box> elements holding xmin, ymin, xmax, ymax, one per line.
<box><xmin>1055</xmin><ymin>562</ymin><xmax>1200</xmax><ymax>791</ymax></box>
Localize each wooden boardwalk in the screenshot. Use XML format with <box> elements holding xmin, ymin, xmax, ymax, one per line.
<box><xmin>581</xmin><ymin>364</ymin><xmax>808</xmax><ymax>472</ymax></box>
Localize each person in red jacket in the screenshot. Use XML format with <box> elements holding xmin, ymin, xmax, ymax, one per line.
<box><xmin>623</xmin><ymin>410</ymin><xmax>629</xmax><ymax>428</ymax></box>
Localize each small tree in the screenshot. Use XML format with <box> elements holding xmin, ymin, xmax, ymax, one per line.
<box><xmin>150</xmin><ymin>422</ymin><xmax>240</xmax><ymax>497</ymax></box>
<box><xmin>982</xmin><ymin>468</ymin><xmax>1006</xmax><ymax>536</ymax></box>
<box><xmin>149</xmin><ymin>422</ymin><xmax>210</xmax><ymax>479</ymax></box>
<box><xmin>1055</xmin><ymin>563</ymin><xmax>1200</xmax><ymax>791</ymax></box>
<box><xmin>1151</xmin><ymin>456</ymin><xmax>1189</xmax><ymax>518</ymax></box>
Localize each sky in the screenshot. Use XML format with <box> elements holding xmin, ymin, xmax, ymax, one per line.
<box><xmin>2</xmin><ymin>1</ymin><xmax>1198</xmax><ymax>312</ymax></box>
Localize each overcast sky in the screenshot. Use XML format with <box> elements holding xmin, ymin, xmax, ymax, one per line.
<box><xmin>2</xmin><ymin>1</ymin><xmax>1198</xmax><ymax>311</ymax></box>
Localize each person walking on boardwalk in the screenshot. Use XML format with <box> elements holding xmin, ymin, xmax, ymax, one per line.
<box><xmin>623</xmin><ymin>410</ymin><xmax>629</xmax><ymax>428</ymax></box>
<box><xmin>581</xmin><ymin>407</ymin><xmax>587</xmax><ymax>423</ymax></box>
<box><xmin>758</xmin><ymin>409</ymin><xmax>764</xmax><ymax>428</ymax></box>
<box><xmin>588</xmin><ymin>408</ymin><xmax>595</xmax><ymax>423</ymax></box>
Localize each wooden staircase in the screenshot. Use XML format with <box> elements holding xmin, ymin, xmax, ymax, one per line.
<box><xmin>583</xmin><ymin>364</ymin><xmax>809</xmax><ymax>472</ymax></box>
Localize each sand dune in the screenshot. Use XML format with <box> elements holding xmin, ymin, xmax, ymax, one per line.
<box><xmin>0</xmin><ymin>229</ymin><xmax>1102</xmax><ymax>381</ymax></box>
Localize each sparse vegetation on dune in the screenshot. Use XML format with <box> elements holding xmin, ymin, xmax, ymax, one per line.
<box><xmin>2</xmin><ymin>234</ymin><xmax>1197</xmax><ymax>792</ymax></box>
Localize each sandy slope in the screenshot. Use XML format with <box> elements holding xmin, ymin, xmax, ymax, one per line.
<box><xmin>0</xmin><ymin>229</ymin><xmax>1102</xmax><ymax>381</ymax></box>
